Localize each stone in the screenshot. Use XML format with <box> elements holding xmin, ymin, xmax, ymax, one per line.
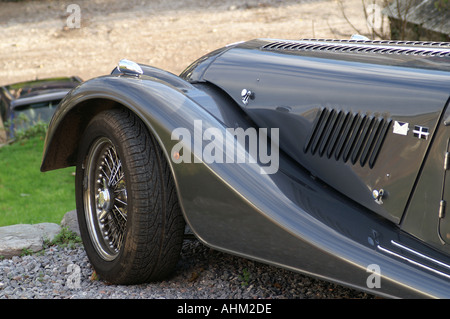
<box><xmin>61</xmin><ymin>209</ymin><xmax>80</xmax><ymax>236</ymax></box>
<box><xmin>0</xmin><ymin>211</ymin><xmax>81</xmax><ymax>258</ymax></box>
<box><xmin>0</xmin><ymin>223</ymin><xmax>61</xmax><ymax>258</ymax></box>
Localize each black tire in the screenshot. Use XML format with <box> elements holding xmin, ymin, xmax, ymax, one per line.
<box><xmin>75</xmin><ymin>109</ymin><xmax>185</xmax><ymax>284</ymax></box>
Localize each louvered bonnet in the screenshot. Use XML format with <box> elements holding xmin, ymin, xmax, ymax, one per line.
<box><xmin>198</xmin><ymin>38</ymin><xmax>450</xmax><ymax>223</ymax></box>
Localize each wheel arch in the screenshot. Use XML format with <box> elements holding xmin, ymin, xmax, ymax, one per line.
<box><xmin>41</xmin><ymin>97</ymin><xmax>120</xmax><ymax>172</ymax></box>
<box><xmin>41</xmin><ymin>76</ymin><xmax>193</xmax><ymax>175</ymax></box>
<box><xmin>41</xmin><ymin>94</ymin><xmax>186</xmax><ymax>183</ymax></box>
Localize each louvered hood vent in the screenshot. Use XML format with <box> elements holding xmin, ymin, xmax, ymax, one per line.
<box><xmin>262</xmin><ymin>39</ymin><xmax>450</xmax><ymax>58</ymax></box>
<box><xmin>304</xmin><ymin>108</ymin><xmax>391</xmax><ymax>169</ymax></box>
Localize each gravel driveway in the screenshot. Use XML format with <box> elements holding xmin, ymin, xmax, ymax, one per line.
<box><xmin>0</xmin><ymin>0</ymin><xmax>373</xmax><ymax>86</ymax></box>
<box><xmin>0</xmin><ymin>238</ymin><xmax>374</xmax><ymax>299</ymax></box>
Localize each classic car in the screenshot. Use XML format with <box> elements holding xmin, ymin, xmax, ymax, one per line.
<box><xmin>0</xmin><ymin>76</ymin><xmax>82</xmax><ymax>138</ymax></box>
<box><xmin>40</xmin><ymin>37</ymin><xmax>450</xmax><ymax>298</ymax></box>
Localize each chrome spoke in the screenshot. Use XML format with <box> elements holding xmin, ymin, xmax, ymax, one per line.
<box><xmin>113</xmin><ymin>205</ymin><xmax>127</xmax><ymax>221</ymax></box>
<box><xmin>114</xmin><ymin>197</ymin><xmax>127</xmax><ymax>206</ymax></box>
<box><xmin>109</xmin><ymin>160</ymin><xmax>122</xmax><ymax>187</ymax></box>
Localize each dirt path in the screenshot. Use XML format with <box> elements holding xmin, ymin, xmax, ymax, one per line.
<box><xmin>0</xmin><ymin>0</ymin><xmax>372</xmax><ymax>86</ymax></box>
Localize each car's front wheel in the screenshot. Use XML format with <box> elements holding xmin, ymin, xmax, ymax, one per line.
<box><xmin>75</xmin><ymin>109</ymin><xmax>185</xmax><ymax>284</ymax></box>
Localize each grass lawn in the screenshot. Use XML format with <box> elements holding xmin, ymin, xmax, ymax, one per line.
<box><xmin>0</xmin><ymin>136</ymin><xmax>75</xmax><ymax>226</ymax></box>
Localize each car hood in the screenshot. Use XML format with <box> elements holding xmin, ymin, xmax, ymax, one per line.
<box><xmin>182</xmin><ymin>38</ymin><xmax>450</xmax><ymax>224</ymax></box>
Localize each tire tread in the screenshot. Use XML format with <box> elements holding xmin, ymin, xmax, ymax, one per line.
<box><xmin>76</xmin><ymin>109</ymin><xmax>185</xmax><ymax>284</ymax></box>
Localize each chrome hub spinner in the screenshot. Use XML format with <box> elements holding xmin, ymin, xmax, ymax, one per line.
<box><xmin>97</xmin><ymin>187</ymin><xmax>112</xmax><ymax>212</ymax></box>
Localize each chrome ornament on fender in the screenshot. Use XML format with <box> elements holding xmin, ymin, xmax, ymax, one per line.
<box><xmin>372</xmin><ymin>189</ymin><xmax>385</xmax><ymax>205</ymax></box>
<box><xmin>241</xmin><ymin>89</ymin><xmax>254</xmax><ymax>105</ymax></box>
<box><xmin>117</xmin><ymin>59</ymin><xmax>143</xmax><ymax>77</ymax></box>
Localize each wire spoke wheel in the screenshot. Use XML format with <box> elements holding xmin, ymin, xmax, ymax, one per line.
<box><xmin>84</xmin><ymin>137</ymin><xmax>127</xmax><ymax>261</ymax></box>
<box><xmin>76</xmin><ymin>109</ymin><xmax>185</xmax><ymax>284</ymax></box>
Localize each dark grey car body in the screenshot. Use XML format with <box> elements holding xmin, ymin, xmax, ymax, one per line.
<box><xmin>41</xmin><ymin>38</ymin><xmax>450</xmax><ymax>298</ymax></box>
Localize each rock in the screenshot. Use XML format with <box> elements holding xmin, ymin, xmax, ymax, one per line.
<box><xmin>0</xmin><ymin>210</ymin><xmax>80</xmax><ymax>258</ymax></box>
<box><xmin>0</xmin><ymin>223</ymin><xmax>61</xmax><ymax>258</ymax></box>
<box><xmin>61</xmin><ymin>209</ymin><xmax>80</xmax><ymax>236</ymax></box>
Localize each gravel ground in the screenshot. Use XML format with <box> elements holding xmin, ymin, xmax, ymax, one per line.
<box><xmin>0</xmin><ymin>238</ymin><xmax>375</xmax><ymax>299</ymax></box>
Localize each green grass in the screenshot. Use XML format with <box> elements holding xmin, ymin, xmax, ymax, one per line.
<box><xmin>0</xmin><ymin>136</ymin><xmax>75</xmax><ymax>226</ymax></box>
